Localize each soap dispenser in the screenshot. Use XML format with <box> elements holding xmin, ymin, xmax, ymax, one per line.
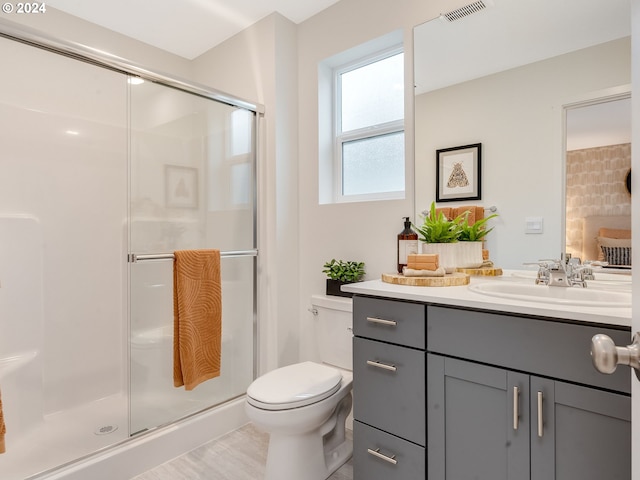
<box><xmin>397</xmin><ymin>217</ymin><xmax>418</xmax><ymax>274</ymax></box>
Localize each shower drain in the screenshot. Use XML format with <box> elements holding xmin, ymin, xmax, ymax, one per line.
<box><xmin>94</xmin><ymin>425</ymin><xmax>118</xmax><ymax>435</ymax></box>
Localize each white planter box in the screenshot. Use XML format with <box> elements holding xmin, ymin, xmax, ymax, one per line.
<box><xmin>421</xmin><ymin>242</ymin><xmax>483</xmax><ymax>273</ymax></box>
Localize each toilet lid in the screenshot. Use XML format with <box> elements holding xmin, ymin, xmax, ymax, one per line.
<box><xmin>246</xmin><ymin>361</ymin><xmax>342</xmax><ymax>411</ymax></box>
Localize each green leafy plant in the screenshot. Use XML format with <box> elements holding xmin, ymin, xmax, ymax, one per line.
<box><xmin>414</xmin><ymin>201</ymin><xmax>464</xmax><ymax>243</ymax></box>
<box><xmin>322</xmin><ymin>259</ymin><xmax>366</xmax><ymax>282</ymax></box>
<box><xmin>458</xmin><ymin>211</ymin><xmax>498</xmax><ymax>241</ymax></box>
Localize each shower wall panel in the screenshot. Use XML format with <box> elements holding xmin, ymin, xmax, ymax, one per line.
<box><xmin>0</xmin><ymin>36</ymin><xmax>128</xmax><ymax>415</ymax></box>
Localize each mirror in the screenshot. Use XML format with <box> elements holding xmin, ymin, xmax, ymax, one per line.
<box><xmin>565</xmin><ymin>95</ymin><xmax>631</xmax><ymax>269</ymax></box>
<box><xmin>413</xmin><ymin>0</ymin><xmax>630</xmax><ymax>269</ymax></box>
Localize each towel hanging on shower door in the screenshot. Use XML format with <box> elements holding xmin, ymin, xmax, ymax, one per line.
<box><xmin>173</xmin><ymin>249</ymin><xmax>222</xmax><ymax>391</ymax></box>
<box><xmin>0</xmin><ymin>387</ymin><xmax>6</xmax><ymax>453</ymax></box>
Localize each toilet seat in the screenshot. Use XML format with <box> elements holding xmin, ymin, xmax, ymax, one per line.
<box><xmin>247</xmin><ymin>361</ymin><xmax>342</xmax><ymax>411</ymax></box>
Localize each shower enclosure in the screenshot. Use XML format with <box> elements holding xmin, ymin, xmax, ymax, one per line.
<box><xmin>0</xmin><ymin>26</ymin><xmax>258</xmax><ymax>480</ymax></box>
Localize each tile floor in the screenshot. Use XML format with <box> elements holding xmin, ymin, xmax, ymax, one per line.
<box><xmin>132</xmin><ymin>423</ymin><xmax>353</xmax><ymax>480</ymax></box>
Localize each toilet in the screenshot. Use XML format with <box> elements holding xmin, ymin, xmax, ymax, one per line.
<box><xmin>245</xmin><ymin>294</ymin><xmax>353</xmax><ymax>480</ymax></box>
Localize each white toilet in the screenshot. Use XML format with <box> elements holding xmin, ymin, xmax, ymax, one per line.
<box><xmin>245</xmin><ymin>294</ymin><xmax>353</xmax><ymax>480</ymax></box>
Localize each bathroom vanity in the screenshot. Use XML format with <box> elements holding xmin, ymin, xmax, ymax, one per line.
<box><xmin>344</xmin><ymin>271</ymin><xmax>632</xmax><ymax>480</ymax></box>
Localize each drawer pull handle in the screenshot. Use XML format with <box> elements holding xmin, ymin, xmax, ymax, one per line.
<box><xmin>366</xmin><ymin>316</ymin><xmax>397</xmax><ymax>327</ymax></box>
<box><xmin>366</xmin><ymin>360</ymin><xmax>397</xmax><ymax>372</ymax></box>
<box><xmin>537</xmin><ymin>391</ymin><xmax>544</xmax><ymax>438</ymax></box>
<box><xmin>367</xmin><ymin>448</ymin><xmax>398</xmax><ymax>465</ymax></box>
<box><xmin>513</xmin><ymin>386</ymin><xmax>519</xmax><ymax>431</ymax></box>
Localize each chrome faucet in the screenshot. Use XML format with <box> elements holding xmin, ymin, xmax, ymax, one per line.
<box><xmin>530</xmin><ymin>254</ymin><xmax>594</xmax><ymax>288</ymax></box>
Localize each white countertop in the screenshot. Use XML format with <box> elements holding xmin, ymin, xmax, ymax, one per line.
<box><xmin>341</xmin><ymin>269</ymin><xmax>631</xmax><ymax>328</ymax></box>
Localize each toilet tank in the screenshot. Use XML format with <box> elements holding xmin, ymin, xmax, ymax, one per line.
<box><xmin>311</xmin><ymin>294</ymin><xmax>353</xmax><ymax>371</ymax></box>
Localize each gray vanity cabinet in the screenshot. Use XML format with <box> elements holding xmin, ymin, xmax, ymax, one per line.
<box><xmin>427</xmin><ymin>305</ymin><xmax>631</xmax><ymax>480</ymax></box>
<box><xmin>352</xmin><ymin>296</ymin><xmax>426</xmax><ymax>479</ymax></box>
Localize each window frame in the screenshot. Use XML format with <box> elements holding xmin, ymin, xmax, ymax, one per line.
<box><xmin>333</xmin><ymin>46</ymin><xmax>405</xmax><ymax>203</ymax></box>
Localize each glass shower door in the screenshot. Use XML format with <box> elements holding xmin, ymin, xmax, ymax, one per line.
<box><xmin>129</xmin><ymin>80</ymin><xmax>256</xmax><ymax>434</ymax></box>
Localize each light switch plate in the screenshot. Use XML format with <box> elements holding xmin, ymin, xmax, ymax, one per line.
<box><xmin>525</xmin><ymin>216</ymin><xmax>543</xmax><ymax>234</ymax></box>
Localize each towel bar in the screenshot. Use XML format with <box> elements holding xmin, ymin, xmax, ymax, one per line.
<box><xmin>128</xmin><ymin>249</ymin><xmax>258</xmax><ymax>263</ymax></box>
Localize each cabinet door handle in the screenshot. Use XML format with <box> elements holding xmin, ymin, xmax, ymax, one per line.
<box><xmin>537</xmin><ymin>391</ymin><xmax>544</xmax><ymax>437</ymax></box>
<box><xmin>367</xmin><ymin>448</ymin><xmax>398</xmax><ymax>465</ymax></box>
<box><xmin>513</xmin><ymin>386</ymin><xmax>519</xmax><ymax>430</ymax></box>
<box><xmin>366</xmin><ymin>316</ymin><xmax>397</xmax><ymax>327</ymax></box>
<box><xmin>366</xmin><ymin>360</ymin><xmax>397</xmax><ymax>372</ymax></box>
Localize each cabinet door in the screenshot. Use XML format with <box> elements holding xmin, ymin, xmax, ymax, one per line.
<box><xmin>530</xmin><ymin>377</ymin><xmax>631</xmax><ymax>480</ymax></box>
<box><xmin>427</xmin><ymin>354</ymin><xmax>529</xmax><ymax>480</ymax></box>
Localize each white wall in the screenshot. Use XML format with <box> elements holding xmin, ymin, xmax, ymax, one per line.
<box><xmin>296</xmin><ymin>0</ymin><xmax>466</xmax><ymax>363</ymax></box>
<box><xmin>415</xmin><ymin>38</ymin><xmax>631</xmax><ymax>269</ymax></box>
<box><xmin>193</xmin><ymin>14</ymin><xmax>300</xmax><ymax>372</ymax></box>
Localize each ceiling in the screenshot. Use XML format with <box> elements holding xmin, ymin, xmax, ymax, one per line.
<box><xmin>414</xmin><ymin>0</ymin><xmax>631</xmax><ymax>94</ymax></box>
<box><xmin>44</xmin><ymin>0</ymin><xmax>342</xmax><ymax>59</ymax></box>
<box><xmin>414</xmin><ymin>0</ymin><xmax>631</xmax><ymax>150</ymax></box>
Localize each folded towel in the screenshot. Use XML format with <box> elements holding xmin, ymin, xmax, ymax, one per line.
<box><xmin>407</xmin><ymin>261</ymin><xmax>439</xmax><ymax>271</ymax></box>
<box><xmin>403</xmin><ymin>266</ymin><xmax>446</xmax><ymax>277</ymax></box>
<box><xmin>407</xmin><ymin>253</ymin><xmax>439</xmax><ymax>271</ymax></box>
<box><xmin>408</xmin><ymin>253</ymin><xmax>439</xmax><ymax>264</ymax></box>
<box><xmin>173</xmin><ymin>249</ymin><xmax>222</xmax><ymax>391</ymax></box>
<box><xmin>0</xmin><ymin>388</ymin><xmax>6</xmax><ymax>454</ymax></box>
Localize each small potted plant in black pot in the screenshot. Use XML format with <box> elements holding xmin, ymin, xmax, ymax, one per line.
<box><xmin>322</xmin><ymin>259</ymin><xmax>366</xmax><ymax>297</ymax></box>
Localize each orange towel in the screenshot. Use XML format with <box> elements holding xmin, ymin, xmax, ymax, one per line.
<box><xmin>0</xmin><ymin>388</ymin><xmax>6</xmax><ymax>454</ymax></box>
<box><xmin>434</xmin><ymin>207</ymin><xmax>452</xmax><ymax>220</ymax></box>
<box><xmin>407</xmin><ymin>253</ymin><xmax>439</xmax><ymax>271</ymax></box>
<box><xmin>173</xmin><ymin>249</ymin><xmax>222</xmax><ymax>391</ymax></box>
<box><xmin>436</xmin><ymin>205</ymin><xmax>485</xmax><ymax>225</ymax></box>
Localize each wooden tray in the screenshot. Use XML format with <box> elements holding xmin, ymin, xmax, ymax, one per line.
<box><xmin>456</xmin><ymin>267</ymin><xmax>503</xmax><ymax>276</ymax></box>
<box><xmin>381</xmin><ymin>272</ymin><xmax>470</xmax><ymax>287</ymax></box>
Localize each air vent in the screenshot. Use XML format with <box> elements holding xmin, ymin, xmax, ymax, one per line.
<box><xmin>441</xmin><ymin>0</ymin><xmax>493</xmax><ymax>22</ymax></box>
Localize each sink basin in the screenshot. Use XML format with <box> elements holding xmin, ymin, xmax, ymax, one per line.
<box><xmin>469</xmin><ymin>282</ymin><xmax>631</xmax><ymax>307</ymax></box>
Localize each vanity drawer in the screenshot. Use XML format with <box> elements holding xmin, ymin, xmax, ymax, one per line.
<box><xmin>353</xmin><ymin>337</ymin><xmax>425</xmax><ymax>445</ymax></box>
<box><xmin>353</xmin><ymin>296</ymin><xmax>425</xmax><ymax>349</ymax></box>
<box><xmin>353</xmin><ymin>420</ymin><xmax>425</xmax><ymax>480</ymax></box>
<box><xmin>427</xmin><ymin>305</ymin><xmax>631</xmax><ymax>394</ymax></box>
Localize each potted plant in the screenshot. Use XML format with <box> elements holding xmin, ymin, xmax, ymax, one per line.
<box><xmin>413</xmin><ymin>202</ymin><xmax>465</xmax><ymax>273</ymax></box>
<box><xmin>458</xmin><ymin>211</ymin><xmax>498</xmax><ymax>241</ymax></box>
<box><xmin>456</xmin><ymin>210</ymin><xmax>499</xmax><ymax>268</ymax></box>
<box><xmin>322</xmin><ymin>259</ymin><xmax>366</xmax><ymax>297</ymax></box>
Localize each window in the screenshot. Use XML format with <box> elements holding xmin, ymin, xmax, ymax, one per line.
<box><xmin>334</xmin><ymin>49</ymin><xmax>405</xmax><ymax>201</ymax></box>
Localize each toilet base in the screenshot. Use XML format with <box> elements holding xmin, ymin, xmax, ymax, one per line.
<box><xmin>263</xmin><ymin>393</ymin><xmax>353</xmax><ymax>480</ymax></box>
<box><xmin>264</xmin><ymin>431</ymin><xmax>352</xmax><ymax>480</ymax></box>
